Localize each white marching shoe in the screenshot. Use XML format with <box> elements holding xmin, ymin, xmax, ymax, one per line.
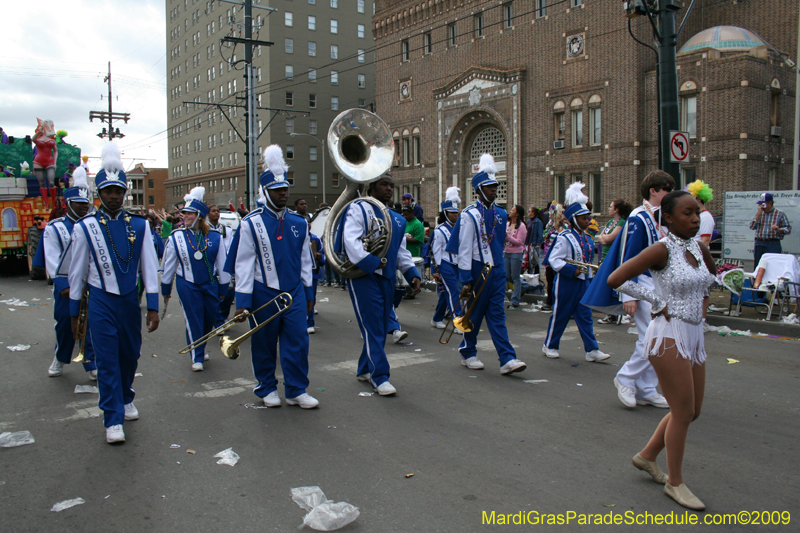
<box><xmin>88</xmin><ymin>369</ymin><xmax>98</xmax><ymax>381</ymax></box>
<box><xmin>191</xmin><ymin>362</ymin><xmax>204</xmax><ymax>372</ymax></box>
<box><xmin>124</xmin><ymin>402</ymin><xmax>139</xmax><ymax>421</ymax></box>
<box><xmin>638</xmin><ymin>393</ymin><xmax>669</xmax><ymax>408</ymax></box>
<box><xmin>356</xmin><ymin>373</ymin><xmax>371</xmax><ymax>382</ymax></box>
<box><xmin>48</xmin><ymin>356</ymin><xmax>64</xmax><ymax>377</ymax></box>
<box><xmin>374</xmin><ymin>381</ymin><xmax>397</xmax><ymax>396</ymax></box>
<box><xmin>307</xmin><ymin>327</ymin><xmax>316</xmax><ymax>334</ymax></box>
<box><xmin>541</xmin><ymin>345</ymin><xmax>560</xmax><ymax>359</ymax></box>
<box><xmin>430</xmin><ymin>320</ymin><xmax>446</xmax><ymax>329</ymax></box>
<box><xmin>106</xmin><ymin>424</ymin><xmax>125</xmax><ymax>444</ymax></box>
<box><xmin>286</xmin><ymin>393</ymin><xmax>320</xmax><ymax>409</ymax></box>
<box><xmin>585</xmin><ymin>349</ymin><xmax>610</xmax><ymax>362</ymax></box>
<box><xmin>392</xmin><ymin>330</ymin><xmax>408</xmax><ymax>343</ymax></box>
<box><xmin>461</xmin><ymin>356</ymin><xmax>485</xmax><ymax>370</ymax></box>
<box><xmin>500</xmin><ymin>359</ymin><xmax>527</xmax><ymax>375</ymax></box>
<box><xmin>263</xmin><ymin>391</ymin><xmax>282</xmax><ymax>407</ymax></box>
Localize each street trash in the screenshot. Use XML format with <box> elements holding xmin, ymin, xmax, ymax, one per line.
<box><xmin>214</xmin><ymin>447</ymin><xmax>240</xmax><ymax>466</ymax></box>
<box><xmin>74</xmin><ymin>385</ymin><xmax>99</xmax><ymax>394</ymax></box>
<box><xmin>243</xmin><ymin>403</ymin><xmax>268</xmax><ymax>409</ymax></box>
<box><xmin>358</xmin><ymin>392</ymin><xmax>373</xmax><ymax>397</ymax></box>
<box><xmin>170</xmin><ymin>444</ymin><xmax>181</xmax><ymax>449</ymax></box>
<box><xmin>781</xmin><ymin>313</ymin><xmax>799</xmax><ymax>325</ymax></box>
<box><xmin>716</xmin><ymin>326</ymin><xmax>751</xmax><ymax>337</ymax></box>
<box><xmin>0</xmin><ymin>298</ymin><xmax>28</xmax><ymax>306</ymax></box>
<box><xmin>292</xmin><ymin>486</ymin><xmax>360</xmax><ymax>531</ymax></box>
<box><xmin>405</xmin><ymin>473</ymin><xmax>414</xmax><ymax>478</ymax></box>
<box><xmin>707</xmin><ymin>304</ymin><xmax>728</xmax><ymax>313</ymax></box>
<box><xmin>522</xmin><ymin>306</ymin><xmax>541</xmax><ymax>313</ymax></box>
<box><xmin>0</xmin><ymin>431</ymin><xmax>35</xmax><ymax>447</ymax></box>
<box><xmin>135</xmin><ymin>373</ymin><xmax>143</xmax><ymax>377</ymax></box>
<box><xmin>727</xmin><ymin>358</ymin><xmax>740</xmax><ymax>364</ymax></box>
<box><xmin>524</xmin><ymin>380</ymin><xmax>549</xmax><ymax>384</ymax></box>
<box><xmin>51</xmin><ymin>498</ymin><xmax>85</xmax><ymax>512</ymax></box>
<box><xmin>6</xmin><ymin>345</ymin><xmax>31</xmax><ymax>351</ymax></box>
<box><xmin>577</xmin><ymin>383</ymin><xmax>583</xmax><ymax>387</ymax></box>
<box><xmin>627</xmin><ymin>327</ymin><xmax>638</xmax><ymax>335</ymax></box>
<box><xmin>187</xmin><ymin>450</ymin><xmax>196</xmax><ymax>454</ymax></box>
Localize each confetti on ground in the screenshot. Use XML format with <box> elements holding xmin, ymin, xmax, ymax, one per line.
<box><xmin>170</xmin><ymin>444</ymin><xmax>181</xmax><ymax>449</ymax></box>
<box><xmin>727</xmin><ymin>358</ymin><xmax>740</xmax><ymax>364</ymax></box>
<box><xmin>187</xmin><ymin>450</ymin><xmax>196</xmax><ymax>454</ymax></box>
<box><xmin>524</xmin><ymin>379</ymin><xmax>549</xmax><ymax>384</ymax></box>
<box><xmin>358</xmin><ymin>392</ymin><xmax>373</xmax><ymax>397</ymax></box>
<box><xmin>74</xmin><ymin>385</ymin><xmax>99</xmax><ymax>394</ymax></box>
<box><xmin>6</xmin><ymin>345</ymin><xmax>30</xmax><ymax>351</ymax></box>
<box><xmin>405</xmin><ymin>473</ymin><xmax>414</xmax><ymax>478</ymax></box>
<box><xmin>51</xmin><ymin>498</ymin><xmax>85</xmax><ymax>512</ymax></box>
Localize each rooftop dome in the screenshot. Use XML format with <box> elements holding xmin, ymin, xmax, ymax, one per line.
<box><xmin>679</xmin><ymin>26</ymin><xmax>766</xmax><ymax>54</ymax></box>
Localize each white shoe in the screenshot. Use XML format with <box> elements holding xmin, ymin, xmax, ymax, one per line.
<box><xmin>286</xmin><ymin>393</ymin><xmax>320</xmax><ymax>409</ymax></box>
<box><xmin>263</xmin><ymin>391</ymin><xmax>282</xmax><ymax>407</ymax></box>
<box><xmin>621</xmin><ymin>315</ymin><xmax>632</xmax><ymax>325</ymax></box>
<box><xmin>307</xmin><ymin>327</ymin><xmax>316</xmax><ymax>334</ymax></box>
<box><xmin>500</xmin><ymin>359</ymin><xmax>527</xmax><ymax>375</ymax></box>
<box><xmin>48</xmin><ymin>356</ymin><xmax>64</xmax><ymax>377</ymax></box>
<box><xmin>88</xmin><ymin>369</ymin><xmax>98</xmax><ymax>381</ymax></box>
<box><xmin>374</xmin><ymin>381</ymin><xmax>397</xmax><ymax>396</ymax></box>
<box><xmin>541</xmin><ymin>345</ymin><xmax>560</xmax><ymax>359</ymax></box>
<box><xmin>204</xmin><ymin>354</ymin><xmax>210</xmax><ymax>361</ymax></box>
<box><xmin>392</xmin><ymin>330</ymin><xmax>408</xmax><ymax>344</ymax></box>
<box><xmin>430</xmin><ymin>320</ymin><xmax>446</xmax><ymax>329</ymax></box>
<box><xmin>461</xmin><ymin>356</ymin><xmax>485</xmax><ymax>369</ymax></box>
<box><xmin>357</xmin><ymin>373</ymin><xmax>371</xmax><ymax>382</ymax></box>
<box><xmin>614</xmin><ymin>377</ymin><xmax>637</xmax><ymax>408</ymax></box>
<box><xmin>106</xmin><ymin>424</ymin><xmax>125</xmax><ymax>444</ymax></box>
<box><xmin>191</xmin><ymin>362</ymin><xmax>204</xmax><ymax>372</ymax></box>
<box><xmin>453</xmin><ymin>328</ymin><xmax>463</xmax><ymax>335</ymax></box>
<box><xmin>638</xmin><ymin>393</ymin><xmax>669</xmax><ymax>408</ymax></box>
<box><xmin>124</xmin><ymin>402</ymin><xmax>139</xmax><ymax>421</ymax></box>
<box><xmin>585</xmin><ymin>349</ymin><xmax>610</xmax><ymax>362</ymax></box>
<box><xmin>314</xmin><ymin>308</ymin><xmax>318</xmax><ymax>315</ymax></box>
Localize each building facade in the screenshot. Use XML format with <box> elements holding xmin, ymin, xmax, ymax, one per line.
<box><xmin>165</xmin><ymin>0</ymin><xmax>376</xmax><ymax>211</ymax></box>
<box><xmin>373</xmin><ymin>0</ymin><xmax>798</xmax><ymax>218</ymax></box>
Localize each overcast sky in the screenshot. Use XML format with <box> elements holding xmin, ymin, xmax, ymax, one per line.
<box><xmin>1</xmin><ymin>1</ymin><xmax>168</xmax><ymax>170</ymax></box>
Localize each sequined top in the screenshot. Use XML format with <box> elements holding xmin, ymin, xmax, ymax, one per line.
<box><xmin>651</xmin><ymin>233</ymin><xmax>716</xmax><ymax>325</ymax></box>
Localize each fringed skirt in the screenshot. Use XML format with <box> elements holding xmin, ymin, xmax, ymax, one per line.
<box><xmin>643</xmin><ymin>315</ymin><xmax>706</xmax><ymax>366</ymax></box>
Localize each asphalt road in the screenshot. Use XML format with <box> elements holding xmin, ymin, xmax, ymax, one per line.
<box><xmin>1</xmin><ymin>274</ymin><xmax>798</xmax><ymax>532</ymax></box>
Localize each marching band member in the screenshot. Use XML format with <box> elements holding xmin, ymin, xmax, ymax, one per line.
<box><xmin>161</xmin><ymin>187</ymin><xmax>230</xmax><ymax>372</ymax></box>
<box><xmin>541</xmin><ymin>183</ymin><xmax>609</xmax><ymax>362</ymax></box>
<box><xmin>33</xmin><ymin>166</ymin><xmax>96</xmax><ymax>379</ymax></box>
<box><xmin>430</xmin><ymin>187</ymin><xmax>462</xmax><ymax>330</ymax></box>
<box><xmin>226</xmin><ymin>145</ymin><xmax>319</xmax><ymax>409</ymax></box>
<box><xmin>339</xmin><ymin>173</ymin><xmax>420</xmax><ymax>396</ymax></box>
<box><xmin>208</xmin><ymin>205</ymin><xmax>236</xmax><ymax>328</ymax></box>
<box><xmin>307</xmin><ymin>231</ymin><xmax>325</xmax><ymax>334</ymax></box>
<box><xmin>582</xmin><ymin>170</ymin><xmax>674</xmax><ymax>409</ymax></box>
<box><xmin>67</xmin><ymin>143</ymin><xmax>160</xmax><ymax>443</ymax></box>
<box><xmin>445</xmin><ymin>154</ymin><xmax>527</xmax><ymax>374</ymax></box>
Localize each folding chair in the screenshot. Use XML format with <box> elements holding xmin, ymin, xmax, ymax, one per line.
<box><xmin>731</xmin><ymin>254</ymin><xmax>800</xmax><ymax>320</ymax></box>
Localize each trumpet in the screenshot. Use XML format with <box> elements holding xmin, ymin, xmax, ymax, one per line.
<box><xmin>439</xmin><ymin>263</ymin><xmax>493</xmax><ymax>344</ymax></box>
<box><xmin>564</xmin><ymin>259</ymin><xmax>599</xmax><ymax>275</ymax></box>
<box><xmin>72</xmin><ymin>285</ymin><xmax>89</xmax><ymax>363</ymax></box>
<box><xmin>179</xmin><ymin>292</ymin><xmax>293</xmax><ymax>360</ymax></box>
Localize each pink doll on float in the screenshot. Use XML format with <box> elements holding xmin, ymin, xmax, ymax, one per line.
<box><xmin>32</xmin><ymin>118</ymin><xmax>58</xmax><ymax>208</ymax></box>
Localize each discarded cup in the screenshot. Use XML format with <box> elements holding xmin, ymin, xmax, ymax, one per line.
<box><xmin>214</xmin><ymin>447</ymin><xmax>240</xmax><ymax>466</ymax></box>
<box><xmin>51</xmin><ymin>498</ymin><xmax>85</xmax><ymax>512</ymax></box>
<box><xmin>0</xmin><ymin>430</ymin><xmax>35</xmax><ymax>448</ymax></box>
<box><xmin>6</xmin><ymin>345</ymin><xmax>31</xmax><ymax>352</ymax></box>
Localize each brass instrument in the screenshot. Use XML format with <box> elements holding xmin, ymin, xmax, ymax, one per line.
<box><xmin>72</xmin><ymin>285</ymin><xmax>89</xmax><ymax>363</ymax></box>
<box><xmin>564</xmin><ymin>259</ymin><xmax>599</xmax><ymax>275</ymax></box>
<box><xmin>323</xmin><ymin>108</ymin><xmax>395</xmax><ymax>279</ymax></box>
<box><xmin>439</xmin><ymin>264</ymin><xmax>493</xmax><ymax>344</ymax></box>
<box><xmin>179</xmin><ymin>292</ymin><xmax>293</xmax><ymax>360</ymax></box>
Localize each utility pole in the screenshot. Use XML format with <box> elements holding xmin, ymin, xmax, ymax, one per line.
<box><xmin>89</xmin><ymin>62</ymin><xmax>130</xmax><ymax>139</ymax></box>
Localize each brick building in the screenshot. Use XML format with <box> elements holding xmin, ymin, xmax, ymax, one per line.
<box><xmin>373</xmin><ymin>0</ymin><xmax>798</xmax><ymax>219</ymax></box>
<box><xmin>124</xmin><ymin>164</ymin><xmax>169</xmax><ymax>212</ymax></box>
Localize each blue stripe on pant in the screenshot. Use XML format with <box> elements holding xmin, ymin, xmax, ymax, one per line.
<box><xmin>216</xmin><ymin>286</ymin><xmax>236</xmax><ymax>328</ymax></box>
<box><xmin>176</xmin><ymin>276</ymin><xmax>220</xmax><ymax>363</ymax></box>
<box><xmin>433</xmin><ymin>261</ymin><xmax>460</xmax><ymax>322</ymax></box>
<box><xmin>348</xmin><ymin>275</ymin><xmax>394</xmax><ymax>387</ymax></box>
<box><xmin>87</xmin><ymin>287</ymin><xmax>140</xmax><ymax>428</ymax></box>
<box><xmin>53</xmin><ymin>288</ymin><xmax>96</xmax><ymax>371</ymax></box>
<box><xmin>307</xmin><ymin>278</ymin><xmax>319</xmax><ymax>327</ymax></box>
<box><xmin>544</xmin><ymin>274</ymin><xmax>598</xmax><ymax>352</ymax></box>
<box><xmin>250</xmin><ymin>281</ymin><xmax>310</xmax><ymax>399</ymax></box>
<box><xmin>457</xmin><ymin>260</ymin><xmax>516</xmax><ymax>365</ymax></box>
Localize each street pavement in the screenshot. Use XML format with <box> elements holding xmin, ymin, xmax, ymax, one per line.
<box><xmin>0</xmin><ymin>274</ymin><xmax>798</xmax><ymax>532</ymax></box>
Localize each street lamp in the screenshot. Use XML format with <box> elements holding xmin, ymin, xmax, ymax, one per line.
<box><xmin>290</xmin><ymin>132</ymin><xmax>326</xmax><ymax>206</ymax></box>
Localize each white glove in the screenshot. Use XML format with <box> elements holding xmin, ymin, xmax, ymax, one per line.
<box><xmin>405</xmin><ymin>232</ymin><xmax>413</xmax><ymax>240</ymax></box>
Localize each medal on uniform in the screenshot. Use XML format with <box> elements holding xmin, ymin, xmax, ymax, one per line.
<box><xmin>194</xmin><ymin>251</ymin><xmax>203</xmax><ymax>260</ymax></box>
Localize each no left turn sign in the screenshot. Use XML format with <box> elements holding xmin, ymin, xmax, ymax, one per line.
<box><xmin>669</xmin><ymin>131</ymin><xmax>690</xmax><ymax>163</ymax></box>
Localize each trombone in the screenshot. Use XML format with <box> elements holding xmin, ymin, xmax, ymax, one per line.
<box><xmin>564</xmin><ymin>259</ymin><xmax>599</xmax><ymax>275</ymax></box>
<box><xmin>439</xmin><ymin>263</ymin><xmax>493</xmax><ymax>344</ymax></box>
<box><xmin>179</xmin><ymin>292</ymin><xmax>293</xmax><ymax>360</ymax></box>
<box><xmin>72</xmin><ymin>285</ymin><xmax>89</xmax><ymax>363</ymax></box>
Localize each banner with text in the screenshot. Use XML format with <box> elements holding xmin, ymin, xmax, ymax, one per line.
<box><xmin>722</xmin><ymin>190</ymin><xmax>800</xmax><ymax>260</ymax></box>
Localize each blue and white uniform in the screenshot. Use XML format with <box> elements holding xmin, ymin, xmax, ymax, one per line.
<box><xmin>161</xmin><ymin>227</ymin><xmax>229</xmax><ymax>363</ymax></box>
<box><xmin>33</xmin><ymin>215</ymin><xmax>96</xmax><ymax>373</ymax></box>
<box><xmin>543</xmin><ymin>227</ymin><xmax>598</xmax><ymax>352</ymax></box>
<box><xmin>431</xmin><ymin>221</ymin><xmax>460</xmax><ymax>323</ymax></box>
<box><xmin>307</xmin><ymin>232</ymin><xmax>326</xmax><ymax>329</ymax></box>
<box><xmin>68</xmin><ymin>209</ymin><xmax>160</xmax><ymax>428</ymax></box>
<box><xmin>210</xmin><ymin>221</ymin><xmax>236</xmax><ymax>327</ymax></box>
<box><xmin>340</xmin><ymin>199</ymin><xmax>419</xmax><ymax>388</ymax></box>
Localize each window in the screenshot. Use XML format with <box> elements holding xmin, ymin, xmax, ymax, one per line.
<box><xmin>358</xmin><ymin>74</ymin><xmax>366</xmax><ymax>88</ymax></box>
<box><xmin>310</xmin><ymin>172</ymin><xmax>318</xmax><ymax>187</ymax></box>
<box><xmin>309</xmin><ymin>68</ymin><xmax>317</xmax><ymax>82</ymax></box>
<box><xmin>286</xmin><ymin>118</ymin><xmax>294</xmax><ymax>133</ymax></box>
<box><xmin>555</xmin><ymin>113</ymin><xmax>565</xmax><ymax>140</ymax></box>
<box><xmin>309</xmin><ymin>94</ymin><xmax>317</xmax><ymax>108</ymax></box>
<box><xmin>308</xmin><ymin>41</ymin><xmax>316</xmax><ymax>56</ymax></box>
<box><xmin>402</xmin><ymin>40</ymin><xmax>409</xmax><ymax>61</ymax></box>
<box><xmin>286</xmin><ymin>145</ymin><xmax>294</xmax><ymax>159</ymax></box>
<box><xmin>310</xmin><ymin>146</ymin><xmax>318</xmax><ymax>161</ymax></box>
<box><xmin>554</xmin><ymin>175</ymin><xmax>566</xmax><ymax>204</ymax></box>
<box><xmin>572</xmin><ymin>0</ymin><xmax>583</xmax><ymax>6</ymax></box>
<box><xmin>285</xmin><ymin>12</ymin><xmax>293</xmax><ymax>26</ymax></box>
<box><xmin>332</xmin><ymin>172</ymin><xmax>340</xmax><ymax>187</ymax></box>
<box><xmin>331</xmin><ymin>96</ymin><xmax>339</xmax><ymax>110</ymax></box>
<box><xmin>285</xmin><ymin>37</ymin><xmax>294</xmax><ymax>52</ymax></box>
<box><xmin>768</xmin><ymin>167</ymin><xmax>777</xmax><ymax>190</ymax></box>
<box><xmin>285</xmin><ymin>65</ymin><xmax>294</xmax><ymax>79</ymax></box>
<box><xmin>423</xmin><ymin>33</ymin><xmax>432</xmax><ymax>54</ymax></box>
<box><xmin>504</xmin><ymin>2</ymin><xmax>514</xmax><ymax>28</ymax></box>
<box><xmin>590</xmin><ymin>107</ymin><xmax>601</xmax><ymax>146</ymax></box>
<box><xmin>358</xmin><ymin>49</ymin><xmax>365</xmax><ymax>63</ymax></box>
<box><xmin>358</xmin><ymin>98</ymin><xmax>366</xmax><ymax>108</ymax></box>
<box><xmin>148</xmin><ymin>195</ymin><xmax>155</xmax><ymax>205</ymax></box>
<box><xmin>474</xmin><ymin>13</ymin><xmax>484</xmax><ymax>38</ymax></box>
<box><xmin>771</xmin><ymin>92</ymin><xmax>779</xmax><ymax>127</ymax></box>
<box><xmin>330</xmin><ymin>20</ymin><xmax>338</xmax><ymax>34</ymax></box>
<box><xmin>330</xmin><ymin>44</ymin><xmax>338</xmax><ymax>59</ymax></box>
<box><xmin>148</xmin><ymin>179</ymin><xmax>154</xmax><ymax>188</ymax></box>
<box><xmin>331</xmin><ymin>71</ymin><xmax>338</xmax><ymax>84</ymax></box>
<box><xmin>535</xmin><ymin>0</ymin><xmax>546</xmax><ymax>18</ymax></box>
<box><xmin>287</xmin><ymin>171</ymin><xmax>295</xmax><ymax>186</ymax></box>
<box><xmin>286</xmin><ymin>92</ymin><xmax>293</xmax><ymax>106</ymax></box>
<box><xmin>309</xmin><ymin>0</ymin><xmax>315</xmax><ymax>4</ymax></box>
<box><xmin>403</xmin><ymin>137</ymin><xmax>411</xmax><ymax>167</ymax></box>
<box><xmin>680</xmin><ymin>167</ymin><xmax>695</xmax><ymax>190</ymax></box>
<box><xmin>448</xmin><ymin>24</ymin><xmax>456</xmax><ymax>46</ymax></box>
<box><xmin>588</xmin><ymin>173</ymin><xmax>601</xmax><ymax>211</ymax></box>
<box><xmin>330</xmin><ymin>0</ymin><xmax>337</xmax><ymax>7</ymax></box>
<box><xmin>2</xmin><ymin>208</ymin><xmax>18</xmax><ymax>230</ymax></box>
<box><xmin>681</xmin><ymin>95</ymin><xmax>697</xmax><ymax>138</ymax></box>
<box><xmin>572</xmin><ymin>109</ymin><xmax>583</xmax><ymax>147</ymax></box>
<box><xmin>357</xmin><ymin>0</ymin><xmax>365</xmax><ymax>13</ymax></box>
<box><xmin>357</xmin><ymin>24</ymin><xmax>364</xmax><ymax>38</ymax></box>
<box><xmin>308</xmin><ymin>15</ymin><xmax>316</xmax><ymax>30</ymax></box>
<box><xmin>413</xmin><ymin>133</ymin><xmax>421</xmax><ymax>166</ymax></box>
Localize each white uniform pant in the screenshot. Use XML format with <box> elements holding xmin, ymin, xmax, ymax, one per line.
<box><xmin>615</xmin><ymin>275</ymin><xmax>659</xmax><ymax>399</ymax></box>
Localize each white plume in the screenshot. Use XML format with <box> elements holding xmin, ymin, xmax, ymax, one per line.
<box><xmin>565</xmin><ymin>182</ymin><xmax>588</xmax><ymax>207</ymax></box>
<box><xmin>71</xmin><ymin>166</ymin><xmax>88</xmax><ymax>189</ymax></box>
<box><xmin>263</xmin><ymin>144</ymin><xmax>289</xmax><ymax>176</ymax></box>
<box><xmin>20</xmin><ymin>161</ymin><xmax>29</xmax><ymax>171</ymax></box>
<box><xmin>184</xmin><ymin>186</ymin><xmax>205</xmax><ymax>205</ymax></box>
<box><xmin>445</xmin><ymin>186</ymin><xmax>461</xmax><ymax>206</ymax></box>
<box><xmin>100</xmin><ymin>142</ymin><xmax>124</xmax><ymax>173</ymax></box>
<box><xmin>478</xmin><ymin>153</ymin><xmax>497</xmax><ymax>175</ymax></box>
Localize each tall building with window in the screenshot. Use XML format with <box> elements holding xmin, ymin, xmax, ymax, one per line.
<box><xmin>165</xmin><ymin>0</ymin><xmax>376</xmax><ymax>211</ymax></box>
<box><xmin>374</xmin><ymin>0</ymin><xmax>797</xmax><ymax>218</ymax></box>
